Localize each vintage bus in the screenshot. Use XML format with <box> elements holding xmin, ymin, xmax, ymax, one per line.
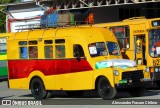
<box><xmin>0</xmin><ymin>33</ymin><xmax>11</xmax><ymax>81</ymax></box>
<box><xmin>8</xmin><ymin>26</ymin><xmax>146</xmax><ymax>100</ymax></box>
<box><xmin>93</xmin><ymin>17</ymin><xmax>160</xmax><ymax>88</ymax></box>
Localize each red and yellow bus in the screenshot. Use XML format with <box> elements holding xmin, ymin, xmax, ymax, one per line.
<box><xmin>8</xmin><ymin>26</ymin><xmax>145</xmax><ymax>99</ymax></box>
<box><xmin>94</xmin><ymin>17</ymin><xmax>160</xmax><ymax>87</ymax></box>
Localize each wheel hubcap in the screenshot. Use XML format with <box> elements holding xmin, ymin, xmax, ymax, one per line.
<box><xmin>33</xmin><ymin>82</ymin><xmax>41</xmax><ymax>95</ymax></box>
<box><xmin>100</xmin><ymin>81</ymin><xmax>111</xmax><ymax>96</ymax></box>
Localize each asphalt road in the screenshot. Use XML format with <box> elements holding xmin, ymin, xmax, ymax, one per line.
<box><xmin>0</xmin><ymin>81</ymin><xmax>160</xmax><ymax>108</ymax></box>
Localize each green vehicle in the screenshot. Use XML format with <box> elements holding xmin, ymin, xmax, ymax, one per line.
<box><xmin>0</xmin><ymin>33</ymin><xmax>11</xmax><ymax>81</ymax></box>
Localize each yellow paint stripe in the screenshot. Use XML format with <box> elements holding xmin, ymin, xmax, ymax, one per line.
<box><xmin>0</xmin><ymin>55</ymin><xmax>7</xmax><ymax>60</ymax></box>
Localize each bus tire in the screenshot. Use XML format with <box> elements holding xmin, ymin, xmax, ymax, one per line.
<box><xmin>97</xmin><ymin>77</ymin><xmax>117</xmax><ymax>100</ymax></box>
<box><xmin>30</xmin><ymin>78</ymin><xmax>48</xmax><ymax>99</ymax></box>
<box><xmin>128</xmin><ymin>87</ymin><xmax>145</xmax><ymax>97</ymax></box>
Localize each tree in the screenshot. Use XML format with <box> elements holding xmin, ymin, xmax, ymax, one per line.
<box><xmin>0</xmin><ymin>0</ymin><xmax>16</xmax><ymax>32</ymax></box>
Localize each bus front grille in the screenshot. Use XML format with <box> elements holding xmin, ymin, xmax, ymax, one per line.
<box><xmin>122</xmin><ymin>70</ymin><xmax>144</xmax><ymax>83</ymax></box>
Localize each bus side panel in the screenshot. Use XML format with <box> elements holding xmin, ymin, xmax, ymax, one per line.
<box><xmin>54</xmin><ymin>70</ymin><xmax>93</xmax><ymax>90</ymax></box>
<box><xmin>53</xmin><ymin>68</ymin><xmax>115</xmax><ymax>90</ymax></box>
<box><xmin>9</xmin><ymin>69</ymin><xmax>112</xmax><ymax>91</ymax></box>
<box><xmin>9</xmin><ymin>78</ymin><xmax>30</xmax><ymax>89</ymax></box>
<box><xmin>93</xmin><ymin>68</ymin><xmax>115</xmax><ymax>88</ymax></box>
<box><xmin>7</xmin><ymin>40</ymin><xmax>19</xmax><ymax>59</ymax></box>
<box><xmin>8</xmin><ymin>59</ymin><xmax>93</xmax><ymax>90</ymax></box>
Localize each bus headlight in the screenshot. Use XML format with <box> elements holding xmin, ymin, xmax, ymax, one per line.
<box><xmin>114</xmin><ymin>70</ymin><xmax>119</xmax><ymax>76</ymax></box>
<box><xmin>155</xmin><ymin>67</ymin><xmax>159</xmax><ymax>72</ymax></box>
<box><xmin>145</xmin><ymin>67</ymin><xmax>149</xmax><ymax>72</ymax></box>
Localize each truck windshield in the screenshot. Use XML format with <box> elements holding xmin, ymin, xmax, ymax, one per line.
<box><xmin>149</xmin><ymin>29</ymin><xmax>160</xmax><ymax>57</ymax></box>
<box><xmin>106</xmin><ymin>42</ymin><xmax>120</xmax><ymax>55</ymax></box>
<box><xmin>88</xmin><ymin>42</ymin><xmax>107</xmax><ymax>57</ymax></box>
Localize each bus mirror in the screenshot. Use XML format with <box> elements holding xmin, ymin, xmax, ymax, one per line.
<box><xmin>74</xmin><ymin>51</ymin><xmax>81</xmax><ymax>62</ymax></box>
<box><xmin>76</xmin><ymin>56</ymin><xmax>81</xmax><ymax>62</ymax></box>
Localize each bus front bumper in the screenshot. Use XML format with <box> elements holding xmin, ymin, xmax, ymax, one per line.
<box><xmin>115</xmin><ymin>78</ymin><xmax>151</xmax><ymax>89</ymax></box>
<box><xmin>150</xmin><ymin>72</ymin><xmax>160</xmax><ymax>81</ymax></box>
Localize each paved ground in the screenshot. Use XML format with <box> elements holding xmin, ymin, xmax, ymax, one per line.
<box><xmin>0</xmin><ymin>81</ymin><xmax>160</xmax><ymax>108</ymax></box>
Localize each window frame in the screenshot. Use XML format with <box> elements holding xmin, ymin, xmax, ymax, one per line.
<box><xmin>109</xmin><ymin>26</ymin><xmax>130</xmax><ymax>49</ymax></box>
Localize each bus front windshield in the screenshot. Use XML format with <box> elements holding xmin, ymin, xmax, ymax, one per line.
<box><xmin>149</xmin><ymin>29</ymin><xmax>160</xmax><ymax>57</ymax></box>
<box><xmin>106</xmin><ymin>42</ymin><xmax>120</xmax><ymax>56</ymax></box>
<box><xmin>89</xmin><ymin>42</ymin><xmax>107</xmax><ymax>57</ymax></box>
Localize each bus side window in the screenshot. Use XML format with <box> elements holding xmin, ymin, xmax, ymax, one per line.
<box><xmin>20</xmin><ymin>47</ymin><xmax>28</xmax><ymax>59</ymax></box>
<box><xmin>29</xmin><ymin>40</ymin><xmax>38</xmax><ymax>45</ymax></box>
<box><xmin>55</xmin><ymin>45</ymin><xmax>65</xmax><ymax>58</ymax></box>
<box><xmin>73</xmin><ymin>45</ymin><xmax>84</xmax><ymax>57</ymax></box>
<box><xmin>19</xmin><ymin>41</ymin><xmax>28</xmax><ymax>59</ymax></box>
<box><xmin>44</xmin><ymin>46</ymin><xmax>53</xmax><ymax>58</ymax></box>
<box><xmin>44</xmin><ymin>40</ymin><xmax>53</xmax><ymax>58</ymax></box>
<box><xmin>55</xmin><ymin>39</ymin><xmax>65</xmax><ymax>58</ymax></box>
<box><xmin>29</xmin><ymin>46</ymin><xmax>38</xmax><ymax>58</ymax></box>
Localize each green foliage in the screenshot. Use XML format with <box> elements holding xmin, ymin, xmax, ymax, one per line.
<box><xmin>0</xmin><ymin>0</ymin><xmax>11</xmax><ymax>4</ymax></box>
<box><xmin>0</xmin><ymin>11</ymin><xmax>6</xmax><ymax>33</ymax></box>
<box><xmin>0</xmin><ymin>0</ymin><xmax>16</xmax><ymax>33</ymax></box>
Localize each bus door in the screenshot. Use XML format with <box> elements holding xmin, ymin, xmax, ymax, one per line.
<box><xmin>134</xmin><ymin>35</ymin><xmax>146</xmax><ymax>65</ymax></box>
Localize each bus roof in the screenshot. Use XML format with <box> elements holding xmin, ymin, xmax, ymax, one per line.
<box><xmin>93</xmin><ymin>17</ymin><xmax>160</xmax><ymax>28</ymax></box>
<box><xmin>0</xmin><ymin>33</ymin><xmax>12</xmax><ymax>38</ymax></box>
<box><xmin>8</xmin><ymin>26</ymin><xmax>117</xmax><ymax>43</ymax></box>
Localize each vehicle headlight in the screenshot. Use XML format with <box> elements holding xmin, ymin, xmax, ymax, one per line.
<box><xmin>145</xmin><ymin>67</ymin><xmax>149</xmax><ymax>72</ymax></box>
<box><xmin>155</xmin><ymin>67</ymin><xmax>159</xmax><ymax>72</ymax></box>
<box><xmin>114</xmin><ymin>70</ymin><xmax>119</xmax><ymax>76</ymax></box>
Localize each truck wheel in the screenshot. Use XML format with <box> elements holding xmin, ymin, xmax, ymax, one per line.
<box><xmin>31</xmin><ymin>78</ymin><xmax>48</xmax><ymax>99</ymax></box>
<box><xmin>128</xmin><ymin>87</ymin><xmax>145</xmax><ymax>97</ymax></box>
<box><xmin>97</xmin><ymin>77</ymin><xmax>117</xmax><ymax>100</ymax></box>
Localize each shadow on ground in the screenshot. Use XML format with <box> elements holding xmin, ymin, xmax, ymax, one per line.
<box><xmin>18</xmin><ymin>89</ymin><xmax>160</xmax><ymax>99</ymax></box>
<box><xmin>0</xmin><ymin>95</ymin><xmax>15</xmax><ymax>99</ymax></box>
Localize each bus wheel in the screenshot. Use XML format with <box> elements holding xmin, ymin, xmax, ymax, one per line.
<box><xmin>128</xmin><ymin>87</ymin><xmax>145</xmax><ymax>97</ymax></box>
<box><xmin>66</xmin><ymin>91</ymin><xmax>84</xmax><ymax>97</ymax></box>
<box><xmin>31</xmin><ymin>78</ymin><xmax>48</xmax><ymax>99</ymax></box>
<box><xmin>97</xmin><ymin>77</ymin><xmax>117</xmax><ymax>100</ymax></box>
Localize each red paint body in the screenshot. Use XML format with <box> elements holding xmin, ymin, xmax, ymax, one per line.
<box><xmin>8</xmin><ymin>59</ymin><xmax>93</xmax><ymax>79</ymax></box>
